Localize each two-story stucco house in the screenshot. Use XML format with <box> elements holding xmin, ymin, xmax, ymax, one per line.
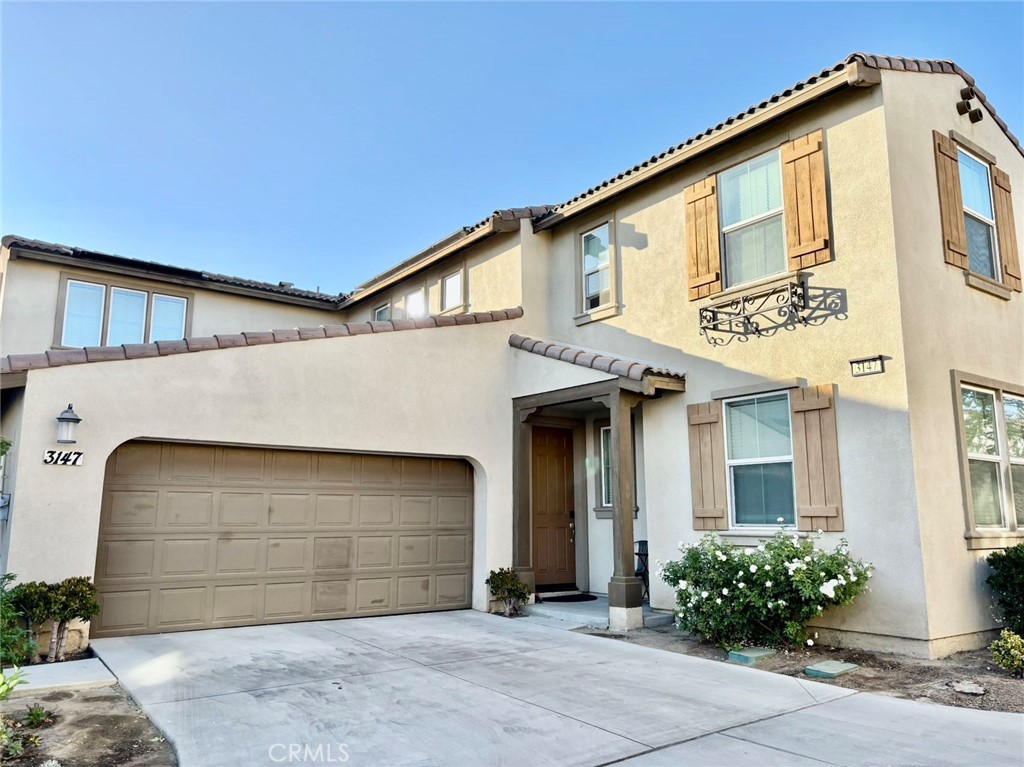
<box><xmin>1</xmin><ymin>53</ymin><xmax>1021</xmax><ymax>659</ymax></box>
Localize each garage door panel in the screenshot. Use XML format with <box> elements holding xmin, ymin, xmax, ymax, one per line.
<box><xmin>315</xmin><ymin>495</ymin><xmax>354</xmax><ymax>526</ymax></box>
<box><xmin>222</xmin><ymin>448</ymin><xmax>266</xmax><ymax>483</ymax></box>
<box><xmin>313</xmin><ymin>536</ymin><xmax>352</xmax><ymax>570</ymax></box>
<box><xmin>169</xmin><ymin>444</ymin><xmax>216</xmax><ymax>482</ymax></box>
<box><xmin>157</xmin><ymin>586</ymin><xmax>208</xmax><ymax>629</ymax></box>
<box><xmin>216</xmin><ymin>538</ymin><xmax>261</xmax><ymax>574</ymax></box>
<box><xmin>218</xmin><ymin>492</ymin><xmax>264</xmax><ymax>527</ymax></box>
<box><xmin>165</xmin><ymin>491</ymin><xmax>214</xmax><ymax>527</ymax></box>
<box><xmin>264</xmin><ymin>581</ymin><xmax>307</xmax><ymax>619</ymax></box>
<box><xmin>161</xmin><ymin>539</ymin><xmax>210</xmax><ymax>577</ymax></box>
<box><xmin>106</xmin><ymin>491</ymin><xmax>159</xmax><ymax>528</ymax></box>
<box><xmin>272</xmin><ymin>451</ymin><xmax>313</xmax><ymax>484</ymax></box>
<box><xmin>312</xmin><ymin>579</ymin><xmax>352</xmax><ymax>615</ymax></box>
<box><xmin>399</xmin><ymin>496</ymin><xmax>433</xmax><ymax>526</ymax></box>
<box><xmin>358</xmin><ymin>495</ymin><xmax>395</xmax><ymax>525</ymax></box>
<box><xmin>268</xmin><ymin>493</ymin><xmax>312</xmax><ymax>526</ymax></box>
<box><xmin>266</xmin><ymin>537</ymin><xmax>310</xmax><ymax>573</ymax></box>
<box><xmin>95</xmin><ymin>442</ymin><xmax>472</xmax><ymax>637</ymax></box>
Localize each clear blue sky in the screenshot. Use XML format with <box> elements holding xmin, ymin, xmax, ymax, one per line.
<box><xmin>3</xmin><ymin>2</ymin><xmax>1022</xmax><ymax>295</ymax></box>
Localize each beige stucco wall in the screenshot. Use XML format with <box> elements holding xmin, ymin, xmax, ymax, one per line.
<box><xmin>0</xmin><ymin>255</ymin><xmax>341</xmax><ymax>357</ymax></box>
<box><xmin>882</xmin><ymin>69</ymin><xmax>1024</xmax><ymax>648</ymax></box>
<box><xmin>522</xmin><ymin>85</ymin><xmax>934</xmax><ymax>647</ymax></box>
<box><xmin>344</xmin><ymin>232</ymin><xmax>524</xmax><ymax>322</ymax></box>
<box><xmin>2</xmin><ymin>318</ymin><xmax>611</xmax><ymax>617</ymax></box>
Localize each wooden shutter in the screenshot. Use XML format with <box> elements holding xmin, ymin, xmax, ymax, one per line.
<box><xmin>687</xmin><ymin>401</ymin><xmax>727</xmax><ymax>530</ymax></box>
<box><xmin>684</xmin><ymin>177</ymin><xmax>723</xmax><ymax>301</ymax></box>
<box><xmin>781</xmin><ymin>129</ymin><xmax>831</xmax><ymax>270</ymax></box>
<box><xmin>790</xmin><ymin>385</ymin><xmax>844</xmax><ymax>532</ymax></box>
<box><xmin>933</xmin><ymin>131</ymin><xmax>970</xmax><ymax>270</ymax></box>
<box><xmin>992</xmin><ymin>167</ymin><xmax>1022</xmax><ymax>292</ymax></box>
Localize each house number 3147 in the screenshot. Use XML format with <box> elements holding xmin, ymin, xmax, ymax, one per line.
<box><xmin>43</xmin><ymin>450</ymin><xmax>84</xmax><ymax>466</ymax></box>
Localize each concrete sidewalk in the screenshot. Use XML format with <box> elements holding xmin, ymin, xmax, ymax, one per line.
<box><xmin>92</xmin><ymin>610</ymin><xmax>1024</xmax><ymax>767</ymax></box>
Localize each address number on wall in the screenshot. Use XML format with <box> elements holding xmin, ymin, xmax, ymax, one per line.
<box><xmin>43</xmin><ymin>450</ymin><xmax>84</xmax><ymax>466</ymax></box>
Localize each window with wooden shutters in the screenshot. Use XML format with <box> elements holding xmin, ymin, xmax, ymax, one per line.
<box><xmin>687</xmin><ymin>401</ymin><xmax>728</xmax><ymax>530</ymax></box>
<box><xmin>781</xmin><ymin>130</ymin><xmax>832</xmax><ymax>270</ymax></box>
<box><xmin>790</xmin><ymin>384</ymin><xmax>845</xmax><ymax>532</ymax></box>
<box><xmin>992</xmin><ymin>167</ymin><xmax>1022</xmax><ymax>291</ymax></box>
<box><xmin>933</xmin><ymin>130</ymin><xmax>1022</xmax><ymax>293</ymax></box>
<box><xmin>684</xmin><ymin>177</ymin><xmax>723</xmax><ymax>300</ymax></box>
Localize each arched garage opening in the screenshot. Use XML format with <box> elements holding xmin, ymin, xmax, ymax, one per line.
<box><xmin>92</xmin><ymin>440</ymin><xmax>474</xmax><ymax>637</ymax></box>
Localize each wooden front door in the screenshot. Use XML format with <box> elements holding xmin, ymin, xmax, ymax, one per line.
<box><xmin>531</xmin><ymin>426</ymin><xmax>576</xmax><ymax>587</ymax></box>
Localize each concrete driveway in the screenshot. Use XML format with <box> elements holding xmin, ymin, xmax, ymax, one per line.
<box><xmin>92</xmin><ymin>611</ymin><xmax>1023</xmax><ymax>767</ymax></box>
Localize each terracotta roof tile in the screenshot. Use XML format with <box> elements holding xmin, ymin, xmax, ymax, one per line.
<box><xmin>1</xmin><ymin>307</ymin><xmax>525</xmax><ymax>377</ymax></box>
<box><xmin>46</xmin><ymin>349</ymin><xmax>88</xmax><ymax>366</ymax></box>
<box><xmin>508</xmin><ymin>334</ymin><xmax>686</xmax><ymax>383</ymax></box>
<box><xmin>155</xmin><ymin>340</ymin><xmax>189</xmax><ymax>355</ymax></box>
<box><xmin>185</xmin><ymin>337</ymin><xmax>219</xmax><ymax>352</ymax></box>
<box><xmin>215</xmin><ymin>334</ymin><xmax>247</xmax><ymax>348</ymax></box>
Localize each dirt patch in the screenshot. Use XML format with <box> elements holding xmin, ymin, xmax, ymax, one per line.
<box><xmin>1</xmin><ymin>684</ymin><xmax>176</xmax><ymax>766</ymax></box>
<box><xmin>580</xmin><ymin>625</ymin><xmax>1023</xmax><ymax>714</ymax></box>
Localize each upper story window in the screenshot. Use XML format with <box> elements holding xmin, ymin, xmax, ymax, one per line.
<box><xmin>405</xmin><ymin>288</ymin><xmax>426</xmax><ymax>319</ymax></box>
<box><xmin>961</xmin><ymin>384</ymin><xmax>1023</xmax><ymax>530</ymax></box>
<box><xmin>720</xmin><ymin>150</ymin><xmax>786</xmax><ymax>288</ymax></box>
<box><xmin>724</xmin><ymin>392</ymin><xmax>795</xmax><ymax>527</ymax></box>
<box><xmin>581</xmin><ymin>223</ymin><xmax>611</xmax><ymax>311</ymax></box>
<box><xmin>933</xmin><ymin>131</ymin><xmax>1021</xmax><ymax>296</ymax></box>
<box><xmin>61</xmin><ymin>276</ymin><xmax>188</xmax><ymax>347</ymax></box>
<box><xmin>373</xmin><ymin>303</ymin><xmax>391</xmax><ymax>321</ymax></box>
<box><xmin>684</xmin><ymin>129</ymin><xmax>832</xmax><ymax>303</ymax></box>
<box><xmin>442</xmin><ymin>271</ymin><xmax>463</xmax><ymax>312</ymax></box>
<box><xmin>958</xmin><ymin>149</ymin><xmax>1000</xmax><ymax>280</ymax></box>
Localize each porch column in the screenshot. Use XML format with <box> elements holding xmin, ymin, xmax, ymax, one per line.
<box><xmin>511</xmin><ymin>407</ymin><xmax>536</xmax><ymax>592</ymax></box>
<box><xmin>607</xmin><ymin>389</ymin><xmax>644</xmax><ymax>630</ymax></box>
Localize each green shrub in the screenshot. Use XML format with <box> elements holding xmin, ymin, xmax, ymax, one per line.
<box><xmin>659</xmin><ymin>531</ymin><xmax>873</xmax><ymax>649</ymax></box>
<box><xmin>485</xmin><ymin>568</ymin><xmax>530</xmax><ymax>616</ymax></box>
<box><xmin>0</xmin><ymin>668</ymin><xmax>26</xmax><ymax>702</ymax></box>
<box><xmin>10</xmin><ymin>577</ymin><xmax>100</xmax><ymax>663</ymax></box>
<box><xmin>0</xmin><ymin>574</ymin><xmax>35</xmax><ymax>667</ymax></box>
<box><xmin>987</xmin><ymin>544</ymin><xmax>1024</xmax><ymax>635</ymax></box>
<box><xmin>991</xmin><ymin>629</ymin><xmax>1024</xmax><ymax>677</ymax></box>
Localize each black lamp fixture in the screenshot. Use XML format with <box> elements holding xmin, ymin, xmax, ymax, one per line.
<box><xmin>56</xmin><ymin>404</ymin><xmax>81</xmax><ymax>444</ymax></box>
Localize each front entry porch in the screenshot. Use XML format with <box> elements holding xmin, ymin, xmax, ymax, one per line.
<box><xmin>522</xmin><ymin>595</ymin><xmax>674</xmax><ymax>630</ymax></box>
<box><xmin>512</xmin><ymin>373</ymin><xmax>684</xmax><ymax>631</ymax></box>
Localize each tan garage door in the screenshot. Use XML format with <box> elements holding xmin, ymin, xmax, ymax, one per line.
<box><xmin>92</xmin><ymin>441</ymin><xmax>473</xmax><ymax>637</ymax></box>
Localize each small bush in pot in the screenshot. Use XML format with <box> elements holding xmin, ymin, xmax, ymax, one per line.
<box><xmin>986</xmin><ymin>543</ymin><xmax>1024</xmax><ymax>635</ymax></box>
<box><xmin>659</xmin><ymin>528</ymin><xmax>872</xmax><ymax>650</ymax></box>
<box><xmin>485</xmin><ymin>568</ymin><xmax>530</xmax><ymax>617</ymax></box>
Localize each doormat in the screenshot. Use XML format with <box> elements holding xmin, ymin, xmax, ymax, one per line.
<box><xmin>541</xmin><ymin>594</ymin><xmax>599</xmax><ymax>603</ymax></box>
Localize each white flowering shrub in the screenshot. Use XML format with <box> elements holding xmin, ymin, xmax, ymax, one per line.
<box><xmin>659</xmin><ymin>530</ymin><xmax>872</xmax><ymax>649</ymax></box>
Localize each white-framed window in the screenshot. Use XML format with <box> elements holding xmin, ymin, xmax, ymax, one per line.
<box><xmin>150</xmin><ymin>294</ymin><xmax>188</xmax><ymax>341</ymax></box>
<box><xmin>581</xmin><ymin>223</ymin><xmax>611</xmax><ymax>311</ymax></box>
<box><xmin>107</xmin><ymin>287</ymin><xmax>148</xmax><ymax>345</ymax></box>
<box><xmin>599</xmin><ymin>425</ymin><xmax>612</xmax><ymax>507</ymax></box>
<box><xmin>442</xmin><ymin>271</ymin><xmax>463</xmax><ymax>312</ymax></box>
<box><xmin>373</xmin><ymin>303</ymin><xmax>391</xmax><ymax>321</ymax></box>
<box><xmin>961</xmin><ymin>385</ymin><xmax>1024</xmax><ymax>528</ymax></box>
<box><xmin>405</xmin><ymin>288</ymin><xmax>426</xmax><ymax>319</ymax></box>
<box><xmin>958</xmin><ymin>148</ymin><xmax>1000</xmax><ymax>280</ymax></box>
<box><xmin>62</xmin><ymin>280</ymin><xmax>106</xmax><ymax>347</ymax></box>
<box><xmin>724</xmin><ymin>391</ymin><xmax>796</xmax><ymax>527</ymax></box>
<box><xmin>720</xmin><ymin>149</ymin><xmax>786</xmax><ymax>288</ymax></box>
<box><xmin>61</xmin><ymin>278</ymin><xmax>189</xmax><ymax>347</ymax></box>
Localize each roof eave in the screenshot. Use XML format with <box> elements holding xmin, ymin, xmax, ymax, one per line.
<box><xmin>532</xmin><ymin>61</ymin><xmax>881</xmax><ymax>233</ymax></box>
<box><xmin>341</xmin><ymin>214</ymin><xmax>521</xmax><ymax>308</ymax></box>
<box><xmin>7</xmin><ymin>245</ymin><xmax>343</xmax><ymax>310</ymax></box>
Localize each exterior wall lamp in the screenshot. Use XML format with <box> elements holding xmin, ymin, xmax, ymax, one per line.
<box><xmin>56</xmin><ymin>404</ymin><xmax>82</xmax><ymax>444</ymax></box>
